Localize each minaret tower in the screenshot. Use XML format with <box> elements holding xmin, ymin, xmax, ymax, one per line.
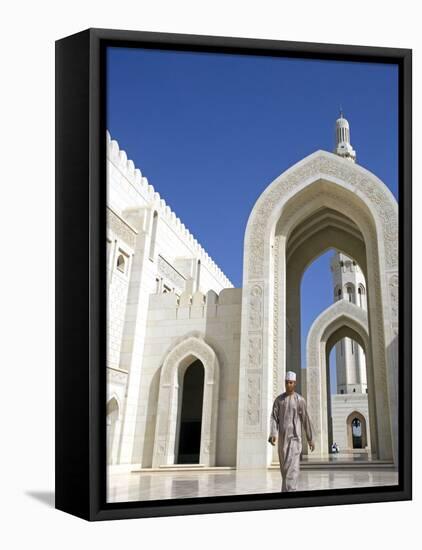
<box><xmin>330</xmin><ymin>252</ymin><xmax>367</xmax><ymax>394</ymax></box>
<box><xmin>334</xmin><ymin>110</ymin><xmax>356</xmax><ymax>162</ymax></box>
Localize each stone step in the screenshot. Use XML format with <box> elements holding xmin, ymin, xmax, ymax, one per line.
<box><xmin>271</xmin><ymin>460</ymin><xmax>395</xmax><ymax>470</ymax></box>
<box><xmin>131</xmin><ymin>465</ymin><xmax>235</xmax><ymax>473</ymax></box>
<box><xmin>130</xmin><ymin>462</ymin><xmax>395</xmax><ymax>474</ymax></box>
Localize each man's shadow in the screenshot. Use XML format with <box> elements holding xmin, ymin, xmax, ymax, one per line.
<box><xmin>25</xmin><ymin>491</ymin><xmax>55</xmax><ymax>508</ymax></box>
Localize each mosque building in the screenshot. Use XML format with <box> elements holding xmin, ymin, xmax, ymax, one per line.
<box><xmin>106</xmin><ymin>113</ymin><xmax>398</xmax><ymax>479</ymax></box>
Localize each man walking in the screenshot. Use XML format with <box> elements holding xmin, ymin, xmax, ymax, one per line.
<box><xmin>268</xmin><ymin>371</ymin><xmax>315</xmax><ymax>492</ymax></box>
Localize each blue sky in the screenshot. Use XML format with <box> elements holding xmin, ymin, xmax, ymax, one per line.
<box><xmin>107</xmin><ymin>47</ymin><xmax>398</xmax><ymax>392</ymax></box>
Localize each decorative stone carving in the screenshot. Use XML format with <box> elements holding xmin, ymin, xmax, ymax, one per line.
<box><xmin>389</xmin><ymin>273</ymin><xmax>399</xmax><ymax>320</ymax></box>
<box><xmin>249</xmin><ymin>284</ymin><xmax>263</xmax><ymax>331</ymax></box>
<box><xmin>107</xmin><ymin>207</ymin><xmax>137</xmax><ymax>248</ymax></box>
<box><xmin>248</xmin><ymin>335</ymin><xmax>262</xmax><ymax>370</ymax></box>
<box><xmin>157</xmin><ymin>440</ymin><xmax>166</xmax><ymax>456</ymax></box>
<box><xmin>310</xmin><ymin>300</ymin><xmax>368</xmax><ymax>344</ymax></box>
<box><xmin>237</xmin><ymin>150</ymin><xmax>398</xmax><ymax>466</ymax></box>
<box><xmin>162</xmin><ymin>336</ymin><xmax>214</xmax><ymax>385</ymax></box>
<box><xmin>272</xmin><ymin>183</ymin><xmax>391</xmax><ymax>424</ymax></box>
<box><xmin>245</xmin><ymin>374</ymin><xmax>261</xmax><ymax>427</ymax></box>
<box><xmin>273</xmin><ymin>236</ymin><xmax>280</xmax><ymax>398</ymax></box>
<box><xmin>247</xmin><ymin>152</ymin><xmax>398</xmax><ymax>279</ymax></box>
<box><xmin>107</xmin><ymin>367</ymin><xmax>128</xmax><ymax>386</ymax></box>
<box><xmin>244</xmin><ymin>282</ymin><xmax>265</xmax><ymax>430</ymax></box>
<box><xmin>157</xmin><ymin>254</ymin><xmax>186</xmax><ymax>290</ymax></box>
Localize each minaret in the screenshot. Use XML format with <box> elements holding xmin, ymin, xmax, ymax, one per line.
<box><xmin>334</xmin><ymin>110</ymin><xmax>356</xmax><ymax>162</ymax></box>
<box><xmin>330</xmin><ymin>251</ymin><xmax>367</xmax><ymax>394</ymax></box>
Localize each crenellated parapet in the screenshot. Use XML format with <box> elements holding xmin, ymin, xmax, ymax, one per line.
<box><xmin>148</xmin><ymin>287</ymin><xmax>242</xmax><ymax>318</ymax></box>
<box><xmin>106</xmin><ymin>130</ymin><xmax>233</xmax><ymax>289</ymax></box>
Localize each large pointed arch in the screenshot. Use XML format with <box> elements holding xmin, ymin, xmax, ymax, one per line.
<box><xmin>152</xmin><ymin>335</ymin><xmax>220</xmax><ymax>467</ymax></box>
<box><xmin>237</xmin><ymin>150</ymin><xmax>398</xmax><ymax>468</ymax></box>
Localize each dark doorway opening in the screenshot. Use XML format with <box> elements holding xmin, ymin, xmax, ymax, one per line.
<box><xmin>177</xmin><ymin>359</ymin><xmax>204</xmax><ymax>464</ymax></box>
<box><xmin>352</xmin><ymin>417</ymin><xmax>363</xmax><ymax>449</ymax></box>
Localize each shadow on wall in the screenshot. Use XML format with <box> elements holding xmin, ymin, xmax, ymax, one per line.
<box><xmin>139</xmin><ymin>368</ymin><xmax>161</xmax><ymax>468</ymax></box>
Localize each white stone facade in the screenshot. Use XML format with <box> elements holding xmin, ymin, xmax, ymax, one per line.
<box><xmin>106</xmin><ymin>131</ymin><xmax>236</xmax><ymax>467</ymax></box>
<box><xmin>106</xmin><ymin>112</ymin><xmax>398</xmax><ymax>473</ymax></box>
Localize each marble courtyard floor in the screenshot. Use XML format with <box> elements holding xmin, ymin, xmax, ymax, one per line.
<box><xmin>107</xmin><ymin>467</ymin><xmax>398</xmax><ymax>503</ymax></box>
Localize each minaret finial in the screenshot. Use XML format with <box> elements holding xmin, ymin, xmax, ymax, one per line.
<box><xmin>334</xmin><ymin>110</ymin><xmax>356</xmax><ymax>162</ymax></box>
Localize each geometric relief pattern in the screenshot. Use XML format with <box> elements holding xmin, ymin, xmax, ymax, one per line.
<box><xmin>248</xmin><ymin>335</ymin><xmax>262</xmax><ymax>370</ymax></box>
<box><xmin>389</xmin><ymin>273</ymin><xmax>399</xmax><ymax>320</ymax></box>
<box><xmin>244</xmin><ymin>282</ymin><xmax>265</xmax><ymax>433</ymax></box>
<box><xmin>245</xmin><ymin>373</ymin><xmax>261</xmax><ymax>427</ymax></box>
<box><xmin>273</xmin><ymin>235</ymin><xmax>280</xmax><ymax>399</ymax></box>
<box><xmin>248</xmin><ymin>152</ymin><xmax>398</xmax><ymax>279</ymax></box>
<box><xmin>249</xmin><ymin>284</ymin><xmax>263</xmax><ymax>330</ymax></box>
<box><xmin>107</xmin><ymin>206</ymin><xmax>137</xmax><ymax>248</ymax></box>
<box><xmin>158</xmin><ymin>254</ymin><xmax>186</xmax><ymax>291</ymax></box>
<box><xmin>162</xmin><ymin>335</ymin><xmax>215</xmax><ymax>386</ymax></box>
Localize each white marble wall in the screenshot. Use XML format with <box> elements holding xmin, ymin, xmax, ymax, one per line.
<box><xmin>106</xmin><ymin>210</ymin><xmax>136</xmax><ymax>370</ymax></box>
<box><xmin>106</xmin><ymin>132</ymin><xmax>234</xmax><ymax>466</ymax></box>
<box><xmin>137</xmin><ymin>288</ymin><xmax>242</xmax><ymax>467</ymax></box>
<box><xmin>106</xmin><ymin>209</ymin><xmax>137</xmax><ymax>464</ymax></box>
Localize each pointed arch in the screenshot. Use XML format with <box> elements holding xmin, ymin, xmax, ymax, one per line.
<box><xmin>107</xmin><ymin>392</ymin><xmax>122</xmax><ymax>414</ymax></box>
<box><xmin>306</xmin><ymin>300</ymin><xmax>374</xmax><ymax>457</ymax></box>
<box><xmin>107</xmin><ymin>395</ymin><xmax>121</xmax><ymax>465</ymax></box>
<box><xmin>346</xmin><ymin>410</ymin><xmax>369</xmax><ymax>449</ymax></box>
<box><xmin>152</xmin><ymin>335</ymin><xmax>220</xmax><ymax>467</ymax></box>
<box><xmin>345</xmin><ymin>283</ymin><xmax>356</xmax><ymax>303</ymax></box>
<box><xmin>238</xmin><ymin>150</ymin><xmax>398</xmax><ymax>467</ymax></box>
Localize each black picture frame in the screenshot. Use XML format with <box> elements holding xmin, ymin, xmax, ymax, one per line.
<box><xmin>55</xmin><ymin>27</ymin><xmax>412</xmax><ymax>521</ymax></box>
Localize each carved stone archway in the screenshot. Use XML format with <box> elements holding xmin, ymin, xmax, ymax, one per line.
<box><xmin>285</xmin><ymin>212</ymin><xmax>367</xmax><ymax>396</ymax></box>
<box><xmin>152</xmin><ymin>335</ymin><xmax>220</xmax><ymax>467</ymax></box>
<box><xmin>237</xmin><ymin>150</ymin><xmax>398</xmax><ymax>468</ymax></box>
<box><xmin>347</xmin><ymin>411</ymin><xmax>368</xmax><ymax>450</ymax></box>
<box><xmin>305</xmin><ymin>300</ymin><xmax>376</xmax><ymax>458</ymax></box>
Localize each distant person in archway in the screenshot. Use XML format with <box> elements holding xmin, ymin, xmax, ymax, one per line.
<box><xmin>331</xmin><ymin>442</ymin><xmax>340</xmax><ymax>454</ymax></box>
<box><xmin>268</xmin><ymin>371</ymin><xmax>315</xmax><ymax>492</ymax></box>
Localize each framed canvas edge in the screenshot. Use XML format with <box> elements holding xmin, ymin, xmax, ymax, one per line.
<box><xmin>55</xmin><ymin>27</ymin><xmax>412</xmax><ymax>522</ymax></box>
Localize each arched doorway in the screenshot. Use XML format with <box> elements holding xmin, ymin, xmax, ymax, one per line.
<box><xmin>285</xmin><ymin>208</ymin><xmax>367</xmax><ymax>398</ymax></box>
<box><xmin>238</xmin><ymin>150</ymin><xmax>398</xmax><ymax>468</ymax></box>
<box><xmin>152</xmin><ymin>335</ymin><xmax>220</xmax><ymax>468</ymax></box>
<box><xmin>305</xmin><ymin>299</ymin><xmax>375</xmax><ymax>458</ymax></box>
<box><xmin>347</xmin><ymin>411</ymin><xmax>368</xmax><ymax>449</ymax></box>
<box><xmin>107</xmin><ymin>397</ymin><xmax>120</xmax><ymax>465</ymax></box>
<box><xmin>176</xmin><ymin>359</ymin><xmax>205</xmax><ymax>464</ymax></box>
